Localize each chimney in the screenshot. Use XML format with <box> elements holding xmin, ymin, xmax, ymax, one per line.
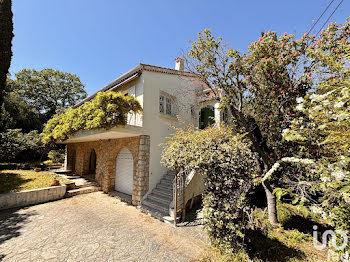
<box><xmin>175</xmin><ymin>57</ymin><xmax>184</xmax><ymax>71</ymax></box>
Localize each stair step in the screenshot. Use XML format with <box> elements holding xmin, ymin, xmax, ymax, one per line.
<box><xmin>163</xmin><ymin>174</ymin><xmax>175</xmax><ymax>180</ymax></box>
<box><xmin>65</xmin><ymin>186</ymin><xmax>101</xmax><ymax>197</ymax></box>
<box><xmin>160</xmin><ymin>179</ymin><xmax>173</xmax><ymax>187</ymax></box>
<box><xmin>141</xmin><ymin>199</ymin><xmax>169</xmax><ymax>214</ymax></box>
<box><xmin>152</xmin><ymin>188</ymin><xmax>173</xmax><ymax>199</ymax></box>
<box><xmin>156</xmin><ymin>183</ymin><xmax>172</xmax><ymax>191</ymax></box>
<box><xmin>77</xmin><ymin>182</ymin><xmax>99</xmax><ymax>189</ymax></box>
<box><xmin>148</xmin><ymin>193</ymin><xmax>172</xmax><ymax>206</ymax></box>
<box><xmin>152</xmin><ymin>190</ymin><xmax>173</xmax><ymax>200</ymax></box>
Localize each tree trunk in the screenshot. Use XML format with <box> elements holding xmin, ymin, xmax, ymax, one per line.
<box><xmin>0</xmin><ymin>0</ymin><xmax>14</xmax><ymax>108</ymax></box>
<box><xmin>229</xmin><ymin>104</ymin><xmax>279</xmax><ymax>226</ymax></box>
<box><xmin>262</xmin><ymin>180</ymin><xmax>279</xmax><ymax>227</ymax></box>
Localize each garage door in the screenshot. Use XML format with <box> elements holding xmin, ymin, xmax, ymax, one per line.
<box><xmin>115</xmin><ymin>148</ymin><xmax>134</xmax><ymax>195</ymax></box>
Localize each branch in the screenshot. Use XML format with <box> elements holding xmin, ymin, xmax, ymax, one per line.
<box><xmin>262</xmin><ymin>157</ymin><xmax>316</xmax><ymax>182</ymax></box>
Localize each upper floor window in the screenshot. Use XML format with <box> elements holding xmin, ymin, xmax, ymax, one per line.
<box><xmin>166</xmin><ymin>97</ymin><xmax>172</xmax><ymax>115</ymax></box>
<box><xmin>159</xmin><ymin>94</ymin><xmax>175</xmax><ymax>116</ymax></box>
<box><xmin>159</xmin><ymin>96</ymin><xmax>165</xmax><ymax>114</ymax></box>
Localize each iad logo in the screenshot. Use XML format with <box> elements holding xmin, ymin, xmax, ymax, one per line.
<box><xmin>313</xmin><ymin>225</ymin><xmax>349</xmax><ymax>262</ymax></box>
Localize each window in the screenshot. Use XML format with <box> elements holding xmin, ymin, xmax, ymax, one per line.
<box><xmin>166</xmin><ymin>97</ymin><xmax>172</xmax><ymax>115</ymax></box>
<box><xmin>159</xmin><ymin>96</ymin><xmax>165</xmax><ymax>113</ymax></box>
<box><xmin>159</xmin><ymin>94</ymin><xmax>174</xmax><ymax>116</ymax></box>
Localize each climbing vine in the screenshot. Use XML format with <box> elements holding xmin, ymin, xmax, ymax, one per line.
<box><xmin>41</xmin><ymin>91</ymin><xmax>142</xmax><ymax>144</ymax></box>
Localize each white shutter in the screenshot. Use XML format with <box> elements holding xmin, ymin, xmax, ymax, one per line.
<box><xmin>115</xmin><ymin>148</ymin><xmax>134</xmax><ymax>195</ymax></box>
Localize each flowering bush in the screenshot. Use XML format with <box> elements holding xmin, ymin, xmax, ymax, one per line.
<box><xmin>162</xmin><ymin>126</ymin><xmax>256</xmax><ymax>252</ymax></box>
<box><xmin>41</xmin><ymin>91</ymin><xmax>142</xmax><ymax>144</ymax></box>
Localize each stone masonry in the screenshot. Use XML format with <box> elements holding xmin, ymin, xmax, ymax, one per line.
<box><xmin>65</xmin><ymin>135</ymin><xmax>150</xmax><ymax>205</ymax></box>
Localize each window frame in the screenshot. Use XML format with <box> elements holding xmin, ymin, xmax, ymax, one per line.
<box><xmin>159</xmin><ymin>91</ymin><xmax>175</xmax><ymax>117</ymax></box>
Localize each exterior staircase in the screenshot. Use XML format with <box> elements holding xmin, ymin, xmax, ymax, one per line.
<box><xmin>140</xmin><ymin>171</ymin><xmax>174</xmax><ymax>221</ymax></box>
<box><xmin>65</xmin><ymin>180</ymin><xmax>101</xmax><ymax>197</ymax></box>
<box><xmin>54</xmin><ymin>171</ymin><xmax>102</xmax><ymax>197</ymax></box>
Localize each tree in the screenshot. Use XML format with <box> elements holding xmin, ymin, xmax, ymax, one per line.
<box><xmin>0</xmin><ymin>0</ymin><xmax>13</xmax><ymax>109</ymax></box>
<box><xmin>0</xmin><ymin>79</ymin><xmax>41</xmax><ymax>132</ymax></box>
<box><xmin>11</xmin><ymin>68</ymin><xmax>87</xmax><ymax>124</ymax></box>
<box><xmin>280</xmin><ymin>22</ymin><xmax>350</xmax><ymax>254</ymax></box>
<box><xmin>186</xmin><ymin>29</ymin><xmax>312</xmax><ymax>226</ymax></box>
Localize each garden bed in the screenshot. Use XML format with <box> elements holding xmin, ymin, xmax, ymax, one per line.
<box><xmin>0</xmin><ymin>169</ymin><xmax>71</xmax><ymax>193</ymax></box>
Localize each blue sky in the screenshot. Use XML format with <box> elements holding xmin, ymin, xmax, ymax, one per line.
<box><xmin>10</xmin><ymin>0</ymin><xmax>350</xmax><ymax>95</ymax></box>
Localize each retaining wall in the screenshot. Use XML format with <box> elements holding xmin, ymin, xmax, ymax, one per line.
<box><xmin>0</xmin><ymin>185</ymin><xmax>67</xmax><ymax>210</ymax></box>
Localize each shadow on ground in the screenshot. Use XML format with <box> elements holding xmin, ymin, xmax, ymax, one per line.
<box><xmin>282</xmin><ymin>214</ymin><xmax>332</xmax><ymax>241</ymax></box>
<box><xmin>0</xmin><ymin>172</ymin><xmax>32</xmax><ymax>193</ymax></box>
<box><xmin>245</xmin><ymin>229</ymin><xmax>306</xmax><ymax>261</ymax></box>
<box><xmin>178</xmin><ymin>201</ymin><xmax>203</xmax><ymax>227</ymax></box>
<box><xmin>0</xmin><ymin>207</ymin><xmax>36</xmax><ymax>260</ymax></box>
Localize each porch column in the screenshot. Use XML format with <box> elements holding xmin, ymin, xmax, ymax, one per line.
<box><xmin>214</xmin><ymin>101</ymin><xmax>221</xmax><ymax>127</ymax></box>
<box><xmin>64</xmin><ymin>146</ymin><xmax>68</xmax><ymax>170</ymax></box>
<box><xmin>132</xmin><ymin>135</ymin><xmax>150</xmax><ymax>205</ymax></box>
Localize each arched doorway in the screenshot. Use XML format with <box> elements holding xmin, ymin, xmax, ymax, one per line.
<box><xmin>115</xmin><ymin>148</ymin><xmax>134</xmax><ymax>195</ymax></box>
<box><xmin>199</xmin><ymin>106</ymin><xmax>215</xmax><ymax>129</ymax></box>
<box><xmin>88</xmin><ymin>149</ymin><xmax>96</xmax><ymax>174</ymax></box>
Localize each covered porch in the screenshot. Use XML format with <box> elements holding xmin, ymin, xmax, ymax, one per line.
<box><xmin>63</xmin><ymin>126</ymin><xmax>150</xmax><ymax>205</ymax></box>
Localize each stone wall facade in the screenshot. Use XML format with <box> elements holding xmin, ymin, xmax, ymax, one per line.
<box><xmin>65</xmin><ymin>135</ymin><xmax>150</xmax><ymax>205</ymax></box>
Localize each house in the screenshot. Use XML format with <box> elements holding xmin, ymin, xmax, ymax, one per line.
<box><xmin>63</xmin><ymin>58</ymin><xmax>224</xmax><ymax>219</ymax></box>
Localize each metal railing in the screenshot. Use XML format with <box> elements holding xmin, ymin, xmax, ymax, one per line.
<box><xmin>173</xmin><ymin>168</ymin><xmax>188</xmax><ymax>226</ymax></box>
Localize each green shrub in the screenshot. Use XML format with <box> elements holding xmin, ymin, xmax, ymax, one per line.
<box><xmin>0</xmin><ymin>129</ymin><xmax>44</xmax><ymax>162</ymax></box>
<box><xmin>47</xmin><ymin>150</ymin><xmax>65</xmax><ymax>163</ymax></box>
<box><xmin>162</xmin><ymin>126</ymin><xmax>256</xmax><ymax>252</ymax></box>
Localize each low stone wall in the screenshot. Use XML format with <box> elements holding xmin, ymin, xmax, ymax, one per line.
<box><xmin>0</xmin><ymin>185</ymin><xmax>67</xmax><ymax>210</ymax></box>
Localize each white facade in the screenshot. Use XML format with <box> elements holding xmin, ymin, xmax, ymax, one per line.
<box><xmin>66</xmin><ymin>62</ymin><xmax>222</xmax><ymax>195</ymax></box>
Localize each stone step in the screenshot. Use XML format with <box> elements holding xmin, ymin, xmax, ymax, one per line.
<box><xmin>141</xmin><ymin>199</ymin><xmax>169</xmax><ymax>214</ymax></box>
<box><xmin>160</xmin><ymin>179</ymin><xmax>173</xmax><ymax>187</ymax></box>
<box><xmin>65</xmin><ymin>186</ymin><xmax>101</xmax><ymax>197</ymax></box>
<box><xmin>152</xmin><ymin>188</ymin><xmax>173</xmax><ymax>199</ymax></box>
<box><xmin>77</xmin><ymin>182</ymin><xmax>99</xmax><ymax>189</ymax></box>
<box><xmin>147</xmin><ymin>193</ymin><xmax>172</xmax><ymax>206</ymax></box>
<box><xmin>163</xmin><ymin>173</ymin><xmax>175</xmax><ymax>180</ymax></box>
<box><xmin>156</xmin><ymin>183</ymin><xmax>173</xmax><ymax>191</ymax></box>
<box><xmin>167</xmin><ymin>170</ymin><xmax>175</xmax><ymax>176</ymax></box>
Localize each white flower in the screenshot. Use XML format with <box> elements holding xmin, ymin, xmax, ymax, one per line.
<box><xmin>296</xmin><ymin>97</ymin><xmax>304</xmax><ymax>103</ymax></box>
<box><xmin>334</xmin><ymin>101</ymin><xmax>345</xmax><ymax>108</ymax></box>
<box><xmin>282</xmin><ymin>128</ymin><xmax>290</xmax><ymax>135</ymax></box>
<box><xmin>296</xmin><ymin>104</ymin><xmax>304</xmax><ymax>111</ymax></box>
<box><xmin>310</xmin><ymin>206</ymin><xmax>322</xmax><ymax>214</ymax></box>
<box><xmin>322</xmin><ymin>99</ymin><xmax>330</xmax><ymax>106</ymax></box>
<box><xmin>331</xmin><ymin>169</ymin><xmax>345</xmax><ymax>181</ymax></box>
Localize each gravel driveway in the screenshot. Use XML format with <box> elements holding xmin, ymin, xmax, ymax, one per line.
<box><xmin>0</xmin><ymin>192</ymin><xmax>207</xmax><ymax>262</ymax></box>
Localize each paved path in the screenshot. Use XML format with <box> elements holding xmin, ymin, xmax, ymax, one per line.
<box><xmin>0</xmin><ymin>192</ymin><xmax>207</xmax><ymax>262</ymax></box>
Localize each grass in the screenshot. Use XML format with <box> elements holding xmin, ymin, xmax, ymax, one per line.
<box><xmin>199</xmin><ymin>203</ymin><xmax>329</xmax><ymax>262</ymax></box>
<box><xmin>0</xmin><ymin>169</ymin><xmax>71</xmax><ymax>193</ymax></box>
